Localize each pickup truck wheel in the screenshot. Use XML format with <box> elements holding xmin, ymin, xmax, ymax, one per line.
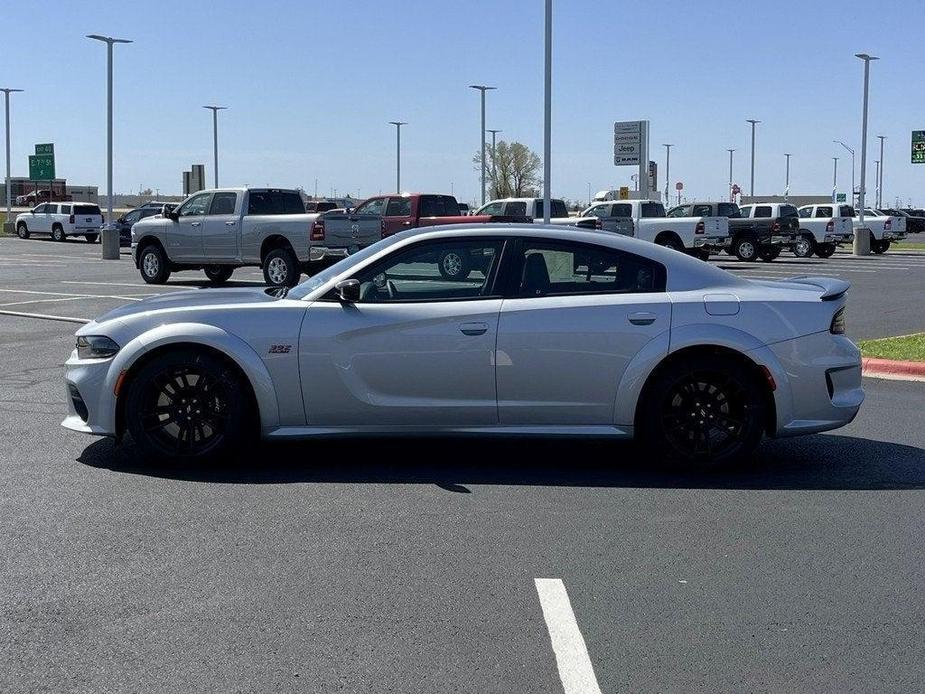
<box><xmin>84</xmin><ymin>233</ymin><xmax>99</xmax><ymax>243</ymax></box>
<box><xmin>758</xmin><ymin>246</ymin><xmax>780</xmax><ymax>262</ymax></box>
<box><xmin>204</xmin><ymin>266</ymin><xmax>234</xmax><ymax>284</ymax></box>
<box><xmin>732</xmin><ymin>237</ymin><xmax>758</xmax><ymax>262</ymax></box>
<box><xmin>871</xmin><ymin>240</ymin><xmax>890</xmax><ymax>254</ymax></box>
<box><xmin>814</xmin><ymin>243</ymin><xmax>836</xmax><ymax>258</ymax></box>
<box><xmin>655</xmin><ymin>235</ymin><xmax>685</xmax><ymax>253</ymax></box>
<box><xmin>438</xmin><ymin>249</ymin><xmax>471</xmax><ymax>280</ymax></box>
<box><xmin>52</xmin><ymin>225</ymin><xmax>66</xmax><ymax>242</ymax></box>
<box><xmin>263</xmin><ymin>247</ymin><xmax>300</xmax><ymax>287</ymax></box>
<box><xmin>792</xmin><ymin>234</ymin><xmax>815</xmax><ymax>258</ymax></box>
<box><xmin>695</xmin><ymin>249</ymin><xmax>711</xmax><ymax>261</ymax></box>
<box><xmin>139</xmin><ymin>244</ymin><xmax>171</xmax><ymax>284</ymax></box>
<box><xmin>16</xmin><ymin>223</ymin><xmax>29</xmax><ymax>239</ymax></box>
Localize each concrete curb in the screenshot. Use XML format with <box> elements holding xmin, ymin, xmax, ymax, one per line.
<box><xmin>862</xmin><ymin>357</ymin><xmax>925</xmax><ymax>382</ymax></box>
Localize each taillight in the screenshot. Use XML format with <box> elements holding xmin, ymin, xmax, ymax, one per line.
<box><xmin>884</xmin><ymin>218</ymin><xmax>892</xmax><ymax>231</ymax></box>
<box><xmin>771</xmin><ymin>221</ymin><xmax>781</xmax><ymax>232</ymax></box>
<box><xmin>830</xmin><ymin>307</ymin><xmax>846</xmax><ymax>335</ymax></box>
<box><xmin>695</xmin><ymin>221</ymin><xmax>704</xmax><ymax>234</ymax></box>
<box><xmin>69</xmin><ymin>214</ymin><xmax>75</xmax><ymax>224</ymax></box>
<box><xmin>310</xmin><ymin>219</ymin><xmax>324</xmax><ymax>241</ymax></box>
<box><xmin>826</xmin><ymin>220</ymin><xmax>834</xmax><ymax>233</ymax></box>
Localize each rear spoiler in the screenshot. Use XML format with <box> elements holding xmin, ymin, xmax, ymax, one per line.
<box><xmin>784</xmin><ymin>276</ymin><xmax>850</xmax><ymax>301</ymax></box>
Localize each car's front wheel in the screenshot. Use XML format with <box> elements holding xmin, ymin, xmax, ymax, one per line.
<box><xmin>204</xmin><ymin>265</ymin><xmax>234</xmax><ymax>284</ymax></box>
<box><xmin>16</xmin><ymin>223</ymin><xmax>29</xmax><ymax>239</ymax></box>
<box><xmin>52</xmin><ymin>225</ymin><xmax>66</xmax><ymax>242</ymax></box>
<box><xmin>639</xmin><ymin>354</ymin><xmax>766</xmax><ymax>466</ymax></box>
<box><xmin>792</xmin><ymin>233</ymin><xmax>815</xmax><ymax>258</ymax></box>
<box><xmin>139</xmin><ymin>244</ymin><xmax>171</xmax><ymax>284</ymax></box>
<box><xmin>125</xmin><ymin>349</ymin><xmax>254</xmax><ymax>464</ymax></box>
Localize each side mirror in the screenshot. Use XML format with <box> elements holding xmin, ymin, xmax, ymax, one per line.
<box><xmin>335</xmin><ymin>278</ymin><xmax>360</xmax><ymax>303</ymax></box>
<box><xmin>164</xmin><ymin>208</ymin><xmax>179</xmax><ymax>221</ymax></box>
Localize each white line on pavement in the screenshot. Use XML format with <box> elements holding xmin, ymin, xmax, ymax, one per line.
<box><xmin>61</xmin><ymin>280</ymin><xmax>185</xmax><ymax>290</ymax></box>
<box><xmin>535</xmin><ymin>578</ymin><xmax>603</xmax><ymax>694</ymax></box>
<box><xmin>0</xmin><ymin>296</ymin><xmax>88</xmax><ymax>308</ymax></box>
<box><xmin>0</xmin><ymin>288</ymin><xmax>141</xmax><ymax>301</ymax></box>
<box><xmin>0</xmin><ymin>309</ymin><xmax>90</xmax><ymax>324</ymax></box>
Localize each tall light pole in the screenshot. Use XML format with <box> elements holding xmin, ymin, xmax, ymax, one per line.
<box><xmin>388</xmin><ymin>121</ymin><xmax>407</xmax><ymax>193</ymax></box>
<box><xmin>746</xmin><ymin>119</ymin><xmax>760</xmax><ymax>197</ymax></box>
<box><xmin>832</xmin><ymin>157</ymin><xmax>839</xmax><ymax>202</ymax></box>
<box><xmin>203</xmin><ymin>106</ymin><xmax>227</xmax><ymax>188</ymax></box>
<box><xmin>87</xmin><ymin>34</ymin><xmax>131</xmax><ymax>230</ymax></box>
<box><xmin>727</xmin><ymin>148</ymin><xmax>735</xmax><ymax>201</ymax></box>
<box><xmin>662</xmin><ymin>143</ymin><xmax>673</xmax><ymax>206</ymax></box>
<box><xmin>834</xmin><ymin>140</ymin><xmax>855</xmax><ymax>206</ymax></box>
<box><xmin>877</xmin><ymin>135</ymin><xmax>886</xmax><ymax>207</ymax></box>
<box><xmin>855</xmin><ymin>53</ymin><xmax>878</xmax><ymax>255</ymax></box>
<box><xmin>784</xmin><ymin>153</ymin><xmax>791</xmax><ymax>199</ymax></box>
<box><xmin>487</xmin><ymin>128</ymin><xmax>502</xmax><ymax>198</ymax></box>
<box><xmin>469</xmin><ymin>84</ymin><xmax>496</xmax><ymax>206</ymax></box>
<box><xmin>874</xmin><ymin>160</ymin><xmax>880</xmax><ymax>207</ymax></box>
<box><xmin>1</xmin><ymin>88</ymin><xmax>23</xmax><ymax>226</ymax></box>
<box><xmin>542</xmin><ymin>0</ymin><xmax>552</xmax><ymax>224</ymax></box>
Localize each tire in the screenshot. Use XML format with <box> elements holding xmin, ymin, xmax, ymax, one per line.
<box><xmin>639</xmin><ymin>354</ymin><xmax>766</xmax><ymax>467</ymax></box>
<box><xmin>124</xmin><ymin>349</ymin><xmax>254</xmax><ymax>465</ymax></box>
<box><xmin>655</xmin><ymin>235</ymin><xmax>685</xmax><ymax>252</ymax></box>
<box><xmin>84</xmin><ymin>233</ymin><xmax>99</xmax><ymax>243</ymax></box>
<box><xmin>138</xmin><ymin>244</ymin><xmax>171</xmax><ymax>284</ymax></box>
<box><xmin>814</xmin><ymin>243</ymin><xmax>836</xmax><ymax>258</ymax></box>
<box><xmin>52</xmin><ymin>225</ymin><xmax>66</xmax><ymax>242</ymax></box>
<box><xmin>792</xmin><ymin>233</ymin><xmax>815</xmax><ymax>258</ymax></box>
<box><xmin>204</xmin><ymin>265</ymin><xmax>234</xmax><ymax>284</ymax></box>
<box><xmin>437</xmin><ymin>249</ymin><xmax>472</xmax><ymax>280</ymax></box>
<box><xmin>758</xmin><ymin>246</ymin><xmax>781</xmax><ymax>262</ymax></box>
<box><xmin>732</xmin><ymin>236</ymin><xmax>758</xmax><ymax>262</ymax></box>
<box><xmin>263</xmin><ymin>247</ymin><xmax>300</xmax><ymax>287</ymax></box>
<box><xmin>871</xmin><ymin>240</ymin><xmax>890</xmax><ymax>254</ymax></box>
<box><xmin>16</xmin><ymin>223</ymin><xmax>29</xmax><ymax>239</ymax></box>
<box><xmin>686</xmin><ymin>249</ymin><xmax>711</xmax><ymax>261</ymax></box>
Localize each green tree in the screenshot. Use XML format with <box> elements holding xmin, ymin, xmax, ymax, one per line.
<box><xmin>474</xmin><ymin>140</ymin><xmax>542</xmax><ymax>199</ymax></box>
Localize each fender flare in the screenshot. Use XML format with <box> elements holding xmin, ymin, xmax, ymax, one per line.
<box><xmin>98</xmin><ymin>322</ymin><xmax>280</xmax><ymax>433</ymax></box>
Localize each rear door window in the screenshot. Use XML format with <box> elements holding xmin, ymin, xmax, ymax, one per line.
<box><xmin>839</xmin><ymin>205</ymin><xmax>856</xmax><ymax>217</ymax></box>
<box><xmin>692</xmin><ymin>204</ymin><xmax>712</xmax><ymax>217</ymax></box>
<box><xmin>386</xmin><ymin>197</ymin><xmax>412</xmax><ymax>216</ymax></box>
<box><xmin>780</xmin><ymin>205</ymin><xmax>798</xmax><ymax>218</ymax></box>
<box><xmin>753</xmin><ymin>206</ymin><xmax>772</xmax><ymax>218</ymax></box>
<box><xmin>418</xmin><ymin>195</ymin><xmax>459</xmax><ymax>217</ymax></box>
<box><xmin>505</xmin><ymin>201</ymin><xmax>528</xmax><ymax>216</ymax></box>
<box><xmin>640</xmin><ymin>202</ymin><xmax>665</xmax><ymax>218</ymax></box>
<box><xmin>46</xmin><ymin>205</ymin><xmax>58</xmax><ymax>214</ymax></box>
<box><xmin>815</xmin><ymin>206</ymin><xmax>833</xmax><ymax>218</ymax></box>
<box><xmin>667</xmin><ymin>205</ymin><xmax>692</xmax><ymax>217</ymax></box>
<box><xmin>209</xmin><ymin>192</ymin><xmax>238</xmax><ymax>215</ymax></box>
<box><xmin>551</xmin><ymin>200</ymin><xmax>569</xmax><ymax>218</ymax></box>
<box><xmin>717</xmin><ymin>203</ymin><xmax>740</xmax><ymax>217</ymax></box>
<box><xmin>611</xmin><ymin>204</ymin><xmax>633</xmax><ymax>217</ymax></box>
<box><xmin>61</xmin><ymin>205</ymin><xmax>72</xmax><ymax>215</ymax></box>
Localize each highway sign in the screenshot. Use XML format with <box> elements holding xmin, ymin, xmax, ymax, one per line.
<box><xmin>912</xmin><ymin>131</ymin><xmax>925</xmax><ymax>164</ymax></box>
<box><xmin>29</xmin><ymin>155</ymin><xmax>55</xmax><ymax>181</ymax></box>
<box><xmin>613</xmin><ymin>121</ymin><xmax>643</xmax><ymax>166</ymax></box>
<box><xmin>836</xmin><ymin>193</ymin><xmax>847</xmax><ymax>202</ymax></box>
<box><xmin>619</xmin><ymin>186</ymin><xmax>629</xmax><ymax>200</ymax></box>
<box><xmin>675</xmin><ymin>181</ymin><xmax>684</xmax><ymax>191</ymax></box>
<box><xmin>34</xmin><ymin>143</ymin><xmax>54</xmax><ymax>156</ymax></box>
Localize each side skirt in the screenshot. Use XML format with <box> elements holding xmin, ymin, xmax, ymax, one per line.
<box><xmin>263</xmin><ymin>424</ymin><xmax>634</xmax><ymax>440</ymax></box>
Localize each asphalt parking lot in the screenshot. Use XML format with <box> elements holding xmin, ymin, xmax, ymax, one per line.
<box><xmin>2</xmin><ymin>235</ymin><xmax>924</xmax><ymax>693</ymax></box>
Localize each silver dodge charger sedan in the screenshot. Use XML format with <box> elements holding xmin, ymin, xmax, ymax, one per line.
<box><xmin>62</xmin><ymin>225</ymin><xmax>863</xmax><ymax>466</ymax></box>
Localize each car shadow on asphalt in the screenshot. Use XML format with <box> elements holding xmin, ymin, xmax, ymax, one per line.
<box><xmin>76</xmin><ymin>433</ymin><xmax>925</xmax><ymax>492</ymax></box>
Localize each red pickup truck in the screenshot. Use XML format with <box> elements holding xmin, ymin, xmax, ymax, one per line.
<box><xmin>349</xmin><ymin>193</ymin><xmax>528</xmax><ymax>237</ymax></box>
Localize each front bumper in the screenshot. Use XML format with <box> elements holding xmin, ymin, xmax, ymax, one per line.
<box><xmin>61</xmin><ymin>349</ymin><xmax>118</xmax><ymax>437</ymax></box>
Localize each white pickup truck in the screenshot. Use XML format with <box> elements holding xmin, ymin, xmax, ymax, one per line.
<box><xmin>131</xmin><ymin>187</ymin><xmax>381</xmax><ymax>287</ymax></box>
<box><xmin>795</xmin><ymin>204</ymin><xmax>855</xmax><ymax>258</ymax></box>
<box><xmin>474</xmin><ymin>197</ymin><xmax>597</xmax><ymax>228</ymax></box>
<box><xmin>858</xmin><ymin>208</ymin><xmax>907</xmax><ymax>253</ymax></box>
<box><xmin>581</xmin><ymin>199</ymin><xmax>729</xmax><ymax>259</ymax></box>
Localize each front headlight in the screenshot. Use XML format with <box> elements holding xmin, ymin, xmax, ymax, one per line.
<box><xmin>76</xmin><ymin>335</ymin><xmax>120</xmax><ymax>359</ymax></box>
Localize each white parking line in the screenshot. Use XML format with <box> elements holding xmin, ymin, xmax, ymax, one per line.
<box><xmin>62</xmin><ymin>280</ymin><xmax>183</xmax><ymax>290</ymax></box>
<box><xmin>0</xmin><ymin>296</ymin><xmax>88</xmax><ymax>308</ymax></box>
<box><xmin>0</xmin><ymin>288</ymin><xmax>142</xmax><ymax>301</ymax></box>
<box><xmin>0</xmin><ymin>309</ymin><xmax>90</xmax><ymax>324</ymax></box>
<box><xmin>535</xmin><ymin>578</ymin><xmax>603</xmax><ymax>694</ymax></box>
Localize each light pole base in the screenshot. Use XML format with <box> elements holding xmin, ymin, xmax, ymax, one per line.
<box><xmin>853</xmin><ymin>227</ymin><xmax>871</xmax><ymax>256</ymax></box>
<box><xmin>100</xmin><ymin>226</ymin><xmax>120</xmax><ymax>260</ymax></box>
<box><xmin>2</xmin><ymin>221</ymin><xmax>14</xmax><ymax>235</ymax></box>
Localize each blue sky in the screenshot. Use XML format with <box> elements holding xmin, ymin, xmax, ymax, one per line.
<box><xmin>4</xmin><ymin>0</ymin><xmax>925</xmax><ymax>206</ymax></box>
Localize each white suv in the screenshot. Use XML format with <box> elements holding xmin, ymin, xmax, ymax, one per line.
<box><xmin>15</xmin><ymin>203</ymin><xmax>104</xmax><ymax>242</ymax></box>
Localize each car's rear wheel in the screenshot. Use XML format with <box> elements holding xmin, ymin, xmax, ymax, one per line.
<box><xmin>125</xmin><ymin>349</ymin><xmax>253</xmax><ymax>464</ymax></box>
<box><xmin>732</xmin><ymin>237</ymin><xmax>758</xmax><ymax>261</ymax></box>
<box><xmin>758</xmin><ymin>246</ymin><xmax>780</xmax><ymax>262</ymax></box>
<box><xmin>139</xmin><ymin>244</ymin><xmax>171</xmax><ymax>284</ymax></box>
<box><xmin>792</xmin><ymin>233</ymin><xmax>815</xmax><ymax>258</ymax></box>
<box><xmin>52</xmin><ymin>225</ymin><xmax>66</xmax><ymax>242</ymax></box>
<box><xmin>204</xmin><ymin>265</ymin><xmax>234</xmax><ymax>284</ymax></box>
<box><xmin>655</xmin><ymin>235</ymin><xmax>685</xmax><ymax>252</ymax></box>
<box><xmin>263</xmin><ymin>247</ymin><xmax>300</xmax><ymax>287</ymax></box>
<box><xmin>871</xmin><ymin>239</ymin><xmax>890</xmax><ymax>254</ymax></box>
<box><xmin>16</xmin><ymin>223</ymin><xmax>29</xmax><ymax>239</ymax></box>
<box><xmin>814</xmin><ymin>243</ymin><xmax>836</xmax><ymax>258</ymax></box>
<box><xmin>640</xmin><ymin>354</ymin><xmax>766</xmax><ymax>466</ymax></box>
<box><xmin>84</xmin><ymin>233</ymin><xmax>99</xmax><ymax>243</ymax></box>
<box><xmin>437</xmin><ymin>249</ymin><xmax>471</xmax><ymax>280</ymax></box>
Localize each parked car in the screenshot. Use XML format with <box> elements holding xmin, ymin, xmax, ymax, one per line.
<box><xmin>131</xmin><ymin>187</ymin><xmax>378</xmax><ymax>287</ymax></box>
<box><xmin>733</xmin><ymin>203</ymin><xmax>801</xmax><ymax>261</ymax></box>
<box><xmin>113</xmin><ymin>203</ymin><xmax>177</xmax><ymax>245</ymax></box>
<box><xmin>304</xmin><ymin>200</ymin><xmax>339</xmax><ymax>214</ymax></box>
<box><xmin>666</xmin><ymin>201</ymin><xmax>756</xmax><ymax>259</ymax></box>
<box><xmin>794</xmin><ymin>204</ymin><xmax>855</xmax><ymax>258</ymax></box>
<box><xmin>458</xmin><ymin>202</ymin><xmax>470</xmax><ymax>215</ymax></box>
<box><xmin>15</xmin><ymin>202</ymin><xmax>103</xmax><ymax>242</ymax></box>
<box><xmin>16</xmin><ymin>189</ymin><xmax>70</xmax><ymax>206</ymax></box>
<box><xmin>883</xmin><ymin>208</ymin><xmax>925</xmax><ymax>234</ymax></box>
<box><xmin>476</xmin><ymin>197</ymin><xmax>597</xmax><ymax>229</ymax></box>
<box><xmin>583</xmin><ymin>199</ymin><xmax>729</xmax><ymax>260</ymax></box>
<box><xmin>855</xmin><ymin>209</ymin><xmax>906</xmax><ymax>254</ymax></box>
<box><xmin>63</xmin><ymin>224</ymin><xmax>863</xmax><ymax>467</ymax></box>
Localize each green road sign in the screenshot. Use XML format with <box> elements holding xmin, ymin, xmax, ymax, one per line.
<box><xmin>29</xmin><ymin>154</ymin><xmax>55</xmax><ymax>181</ymax></box>
<box><xmin>913</xmin><ymin>131</ymin><xmax>925</xmax><ymax>164</ymax></box>
<box><xmin>836</xmin><ymin>193</ymin><xmax>847</xmax><ymax>202</ymax></box>
<box><xmin>34</xmin><ymin>143</ymin><xmax>54</xmax><ymax>156</ymax></box>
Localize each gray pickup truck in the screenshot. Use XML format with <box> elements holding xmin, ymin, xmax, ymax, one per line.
<box><xmin>131</xmin><ymin>187</ymin><xmax>381</xmax><ymax>287</ymax></box>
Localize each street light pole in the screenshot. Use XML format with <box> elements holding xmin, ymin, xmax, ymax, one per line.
<box><xmin>746</xmin><ymin>119</ymin><xmax>760</xmax><ymax>197</ymax></box>
<box><xmin>784</xmin><ymin>153</ymin><xmax>791</xmax><ymax>199</ymax></box>
<box><xmin>874</xmin><ymin>160</ymin><xmax>880</xmax><ymax>207</ymax></box>
<box><xmin>469</xmin><ymin>84</ymin><xmax>496</xmax><ymax>206</ymax></box>
<box><xmin>832</xmin><ymin>157</ymin><xmax>839</xmax><ymax>202</ymax></box>
<box><xmin>487</xmin><ymin>129</ymin><xmax>502</xmax><ymax>198</ymax></box>
<box><xmin>855</xmin><ymin>53</ymin><xmax>878</xmax><ymax>255</ymax></box>
<box><xmin>1</xmin><ymin>88</ymin><xmax>23</xmax><ymax>226</ymax></box>
<box><xmin>388</xmin><ymin>121</ymin><xmax>407</xmax><ymax>193</ymax></box>
<box><xmin>203</xmin><ymin>106</ymin><xmax>227</xmax><ymax>188</ymax></box>
<box><xmin>662</xmin><ymin>144</ymin><xmax>672</xmax><ymax>207</ymax></box>
<box><xmin>877</xmin><ymin>135</ymin><xmax>886</xmax><ymax>208</ymax></box>
<box><xmin>834</xmin><ymin>140</ymin><xmax>855</xmax><ymax>206</ymax></box>
<box><xmin>542</xmin><ymin>0</ymin><xmax>552</xmax><ymax>224</ymax></box>
<box><xmin>727</xmin><ymin>148</ymin><xmax>735</xmax><ymax>201</ymax></box>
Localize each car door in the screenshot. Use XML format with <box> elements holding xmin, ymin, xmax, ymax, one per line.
<box><xmin>33</xmin><ymin>204</ymin><xmax>52</xmax><ymax>233</ymax></box>
<box><xmin>298</xmin><ymin>237</ymin><xmax>506</xmax><ymax>426</ymax></box>
<box><xmin>202</xmin><ymin>191</ymin><xmax>240</xmax><ymax>261</ymax></box>
<box><xmin>168</xmin><ymin>192</ymin><xmax>212</xmax><ymax>260</ymax></box>
<box><xmin>382</xmin><ymin>196</ymin><xmax>413</xmax><ymax>236</ymax></box>
<box><xmin>496</xmin><ymin>238</ymin><xmax>670</xmax><ymax>425</ymax></box>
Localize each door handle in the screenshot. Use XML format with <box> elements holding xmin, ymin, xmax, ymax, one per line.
<box><xmin>402</xmin><ymin>221</ymin><xmax>412</xmax><ymax>226</ymax></box>
<box><xmin>225</xmin><ymin>220</ymin><xmax>237</xmax><ymax>226</ymax></box>
<box><xmin>191</xmin><ymin>221</ymin><xmax>201</xmax><ymax>227</ymax></box>
<box><xmin>459</xmin><ymin>322</ymin><xmax>488</xmax><ymax>336</ymax></box>
<box><xmin>628</xmin><ymin>311</ymin><xmax>657</xmax><ymax>326</ymax></box>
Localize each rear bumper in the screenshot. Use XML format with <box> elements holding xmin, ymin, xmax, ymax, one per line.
<box><xmin>826</xmin><ymin>233</ymin><xmax>853</xmax><ymax>244</ymax></box>
<box><xmin>693</xmin><ymin>235</ymin><xmax>730</xmax><ymax>249</ymax></box>
<box><xmin>308</xmin><ymin>243</ymin><xmax>373</xmax><ymax>263</ymax></box>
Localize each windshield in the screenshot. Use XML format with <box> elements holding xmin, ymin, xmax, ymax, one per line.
<box><xmin>287</xmin><ymin>234</ymin><xmax>406</xmax><ymax>300</ymax></box>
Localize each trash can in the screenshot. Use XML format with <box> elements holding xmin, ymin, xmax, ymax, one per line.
<box><xmin>100</xmin><ymin>222</ymin><xmax>120</xmax><ymax>260</ymax></box>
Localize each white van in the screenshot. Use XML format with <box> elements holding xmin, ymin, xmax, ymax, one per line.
<box><xmin>15</xmin><ymin>203</ymin><xmax>104</xmax><ymax>242</ymax></box>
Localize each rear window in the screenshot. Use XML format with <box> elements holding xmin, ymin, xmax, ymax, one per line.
<box><xmin>753</xmin><ymin>206</ymin><xmax>772</xmax><ymax>218</ymax></box>
<box><xmin>419</xmin><ymin>195</ymin><xmax>460</xmax><ymax>217</ymax></box>
<box><xmin>246</xmin><ymin>190</ymin><xmax>305</xmax><ymax>215</ymax></box>
<box><xmin>74</xmin><ymin>205</ymin><xmax>102</xmax><ymax>216</ymax></box>
<box><xmin>717</xmin><ymin>203</ymin><xmax>740</xmax><ymax>218</ymax></box>
<box><xmin>640</xmin><ymin>202</ymin><xmax>665</xmax><ymax>218</ymax></box>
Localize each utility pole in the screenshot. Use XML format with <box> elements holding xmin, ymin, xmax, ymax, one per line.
<box><xmin>855</xmin><ymin>53</ymin><xmax>878</xmax><ymax>255</ymax></box>
<box><xmin>662</xmin><ymin>143</ymin><xmax>673</xmax><ymax>207</ymax></box>
<box><xmin>487</xmin><ymin>129</ymin><xmax>502</xmax><ymax>198</ymax></box>
<box><xmin>784</xmin><ymin>153</ymin><xmax>791</xmax><ymax>199</ymax></box>
<box><xmin>834</xmin><ymin>141</ymin><xmax>855</xmax><ymax>207</ymax></box>
<box><xmin>1</xmin><ymin>87</ymin><xmax>23</xmax><ymax>226</ymax></box>
<box><xmin>542</xmin><ymin>0</ymin><xmax>552</xmax><ymax>224</ymax></box>
<box><xmin>874</xmin><ymin>160</ymin><xmax>880</xmax><ymax>207</ymax></box>
<box><xmin>746</xmin><ymin>119</ymin><xmax>760</xmax><ymax>196</ymax></box>
<box><xmin>203</xmin><ymin>106</ymin><xmax>227</xmax><ymax>188</ymax></box>
<box><xmin>727</xmin><ymin>148</ymin><xmax>735</xmax><ymax>201</ymax></box>
<box><xmin>388</xmin><ymin>121</ymin><xmax>407</xmax><ymax>193</ymax></box>
<box><xmin>832</xmin><ymin>157</ymin><xmax>839</xmax><ymax>203</ymax></box>
<box><xmin>469</xmin><ymin>85</ymin><xmax>496</xmax><ymax>206</ymax></box>
<box><xmin>877</xmin><ymin>135</ymin><xmax>886</xmax><ymax>208</ymax></box>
